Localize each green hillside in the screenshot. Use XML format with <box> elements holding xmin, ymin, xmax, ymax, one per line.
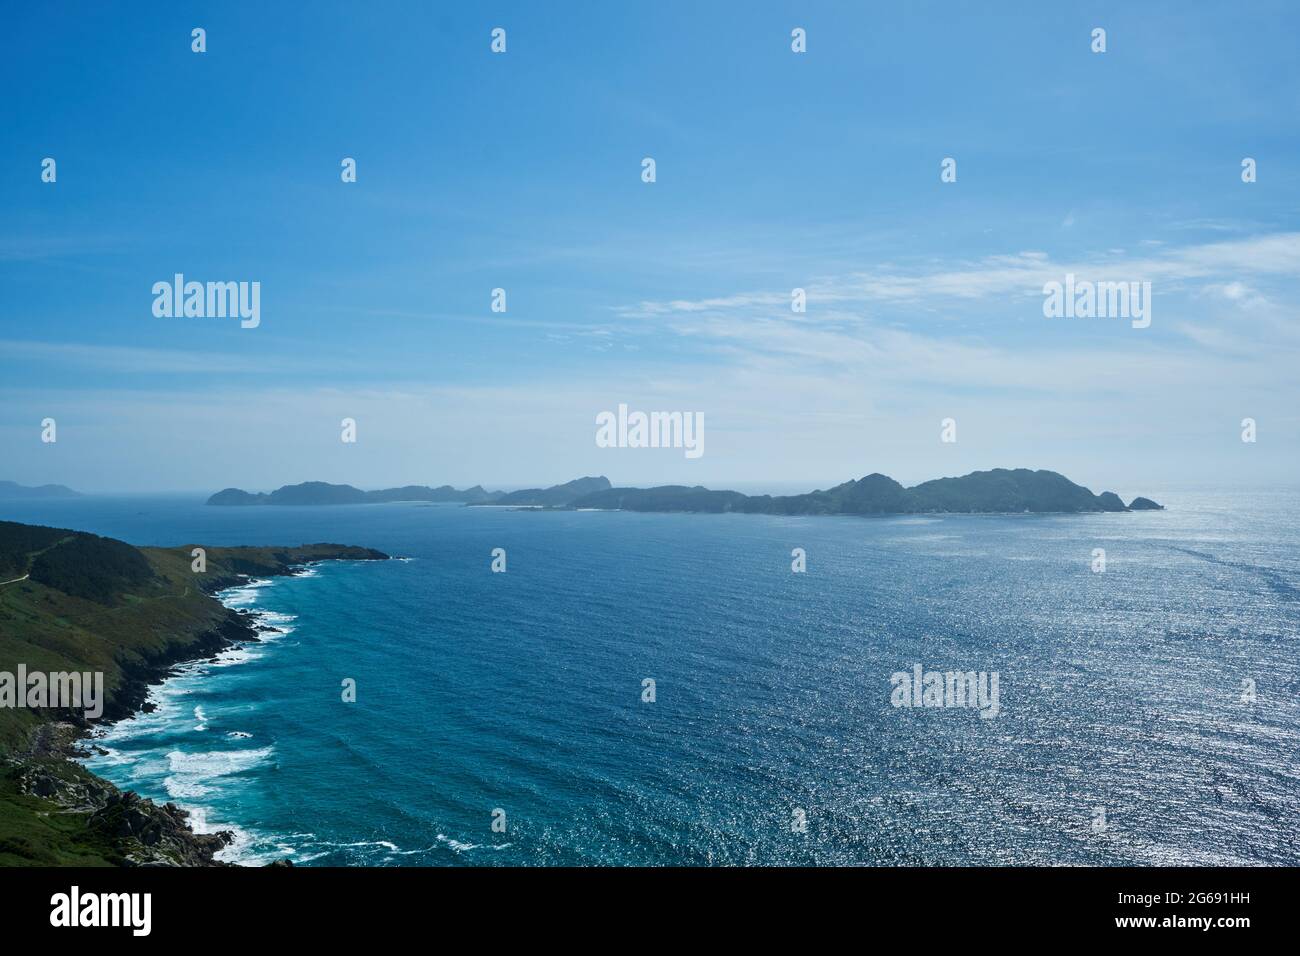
<box><xmin>0</xmin><ymin>520</ymin><xmax>386</xmax><ymax>866</ymax></box>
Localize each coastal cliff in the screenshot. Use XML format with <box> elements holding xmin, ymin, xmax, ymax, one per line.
<box><xmin>0</xmin><ymin>520</ymin><xmax>387</xmax><ymax>866</ymax></box>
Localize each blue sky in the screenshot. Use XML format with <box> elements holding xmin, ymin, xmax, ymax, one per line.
<box><xmin>2</xmin><ymin>1</ymin><xmax>1297</xmax><ymax>493</ymax></box>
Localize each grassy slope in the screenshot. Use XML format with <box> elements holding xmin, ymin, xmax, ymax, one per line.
<box><xmin>0</xmin><ymin>760</ymin><xmax>123</xmax><ymax>866</ymax></box>
<box><xmin>0</xmin><ymin>521</ymin><xmax>386</xmax><ymax>865</ymax></box>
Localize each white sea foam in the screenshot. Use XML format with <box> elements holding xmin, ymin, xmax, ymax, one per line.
<box><xmin>163</xmin><ymin>775</ymin><xmax>212</xmax><ymax>799</ymax></box>
<box><xmin>122</xmin><ymin>752</ymin><xmax>172</xmax><ymax>784</ymax></box>
<box><xmin>87</xmin><ymin>745</ymin><xmax>134</xmax><ymax>768</ymax></box>
<box><xmin>80</xmin><ymin>572</ymin><xmax>328</xmax><ymax>868</ymax></box>
<box><xmin>181</xmin><ymin>806</ymin><xmax>261</xmax><ymax>864</ymax></box>
<box><xmin>324</xmin><ymin>840</ymin><xmax>400</xmax><ymax>851</ymax></box>
<box><xmin>167</xmin><ymin>745</ymin><xmax>275</xmax><ymax>778</ymax></box>
<box><xmin>436</xmin><ymin>833</ymin><xmax>513</xmax><ymax>853</ymax></box>
<box><xmin>219</xmin><ymin>578</ymin><xmax>275</xmax><ymax>608</ymax></box>
<box><xmin>264</xmin><ymin>838</ymin><xmax>407</xmax><ymax>864</ymax></box>
<box><xmin>258</xmin><ymin>610</ymin><xmax>297</xmax><ymax>626</ymax></box>
<box><xmin>155</xmin><ymin>746</ymin><xmax>276</xmax><ymax>835</ymax></box>
<box><xmin>437</xmin><ymin>834</ymin><xmax>479</xmax><ymax>852</ymax></box>
<box><xmin>254</xmin><ymin>610</ymin><xmax>297</xmax><ymax>638</ymax></box>
<box><xmin>90</xmin><ymin>685</ymin><xmax>189</xmax><ymax>743</ymax></box>
<box><xmin>209</xmin><ymin>646</ymin><xmax>259</xmax><ymax>667</ymax></box>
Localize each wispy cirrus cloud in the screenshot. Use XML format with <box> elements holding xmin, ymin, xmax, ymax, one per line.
<box><xmin>0</xmin><ymin>339</ymin><xmax>295</xmax><ymax>375</ymax></box>
<box><xmin>617</xmin><ymin>233</ymin><xmax>1300</xmax><ymax>318</ymax></box>
<box><xmin>608</xmin><ymin>233</ymin><xmax>1300</xmax><ymax>370</ymax></box>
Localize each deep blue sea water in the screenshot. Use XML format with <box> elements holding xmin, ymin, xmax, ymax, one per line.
<box><xmin>3</xmin><ymin>490</ymin><xmax>1297</xmax><ymax>865</ymax></box>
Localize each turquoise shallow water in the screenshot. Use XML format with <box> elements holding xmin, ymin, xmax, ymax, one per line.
<box><xmin>3</xmin><ymin>490</ymin><xmax>1298</xmax><ymax>865</ymax></box>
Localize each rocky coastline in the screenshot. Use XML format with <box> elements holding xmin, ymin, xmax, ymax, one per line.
<box><xmin>0</xmin><ymin>533</ymin><xmax>388</xmax><ymax>867</ymax></box>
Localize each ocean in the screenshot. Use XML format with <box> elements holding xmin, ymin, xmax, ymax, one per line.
<box><xmin>3</xmin><ymin>490</ymin><xmax>1297</xmax><ymax>866</ymax></box>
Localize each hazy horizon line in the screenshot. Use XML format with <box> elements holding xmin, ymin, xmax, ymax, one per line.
<box><xmin>6</xmin><ymin>472</ymin><xmax>1299</xmax><ymax>500</ymax></box>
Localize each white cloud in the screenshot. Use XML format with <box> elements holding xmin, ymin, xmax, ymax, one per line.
<box><xmin>621</xmin><ymin>232</ymin><xmax>1300</xmax><ymax>315</ymax></box>
<box><xmin>4</xmin><ymin>234</ymin><xmax>1296</xmax><ymax>491</ymax></box>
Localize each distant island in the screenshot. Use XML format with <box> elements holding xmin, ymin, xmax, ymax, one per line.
<box><xmin>485</xmin><ymin>476</ymin><xmax>613</xmax><ymax>507</ymax></box>
<box><xmin>207</xmin><ymin>477</ymin><xmax>612</xmax><ymax>507</ymax></box>
<box><xmin>0</xmin><ymin>481</ymin><xmax>81</xmax><ymax>500</ymax></box>
<box><xmin>0</xmin><ymin>518</ymin><xmax>387</xmax><ymax>866</ymax></box>
<box><xmin>568</xmin><ymin>469</ymin><xmax>1164</xmax><ymax>515</ymax></box>
<box><xmin>208</xmin><ymin>470</ymin><xmax>1162</xmax><ymax>515</ymax></box>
